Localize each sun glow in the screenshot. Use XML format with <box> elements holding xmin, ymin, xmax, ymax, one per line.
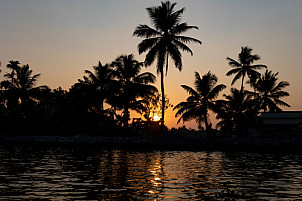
<box><xmin>153</xmin><ymin>114</ymin><xmax>161</xmax><ymax>121</ymax></box>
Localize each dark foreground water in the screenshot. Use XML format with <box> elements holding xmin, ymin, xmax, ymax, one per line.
<box><xmin>0</xmin><ymin>146</ymin><xmax>301</xmax><ymax>200</ymax></box>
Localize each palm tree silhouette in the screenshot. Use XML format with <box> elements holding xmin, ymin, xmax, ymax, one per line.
<box><xmin>216</xmin><ymin>88</ymin><xmax>256</xmax><ymax>134</ymax></box>
<box><xmin>2</xmin><ymin>61</ymin><xmax>47</xmax><ymax>106</ymax></box>
<box><xmin>4</xmin><ymin>60</ymin><xmax>20</xmax><ymax>85</ymax></box>
<box><xmin>133</xmin><ymin>1</ymin><xmax>202</xmax><ymax>130</ymax></box>
<box><xmin>0</xmin><ymin>61</ymin><xmax>49</xmax><ymax>135</ymax></box>
<box><xmin>111</xmin><ymin>54</ymin><xmax>157</xmax><ymax>128</ymax></box>
<box><xmin>252</xmin><ymin>70</ymin><xmax>290</xmax><ymax>112</ymax></box>
<box><xmin>81</xmin><ymin>61</ymin><xmax>115</xmax><ymax>111</ymax></box>
<box><xmin>173</xmin><ymin>71</ymin><xmax>226</xmax><ymax>134</ymax></box>
<box><xmin>226</xmin><ymin>46</ymin><xmax>266</xmax><ymax>92</ymax></box>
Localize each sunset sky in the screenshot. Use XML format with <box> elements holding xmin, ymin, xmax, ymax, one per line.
<box><xmin>1</xmin><ymin>0</ymin><xmax>301</xmax><ymax>129</ymax></box>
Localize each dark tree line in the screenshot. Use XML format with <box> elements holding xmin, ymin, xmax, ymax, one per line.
<box><xmin>174</xmin><ymin>46</ymin><xmax>290</xmax><ymax>135</ymax></box>
<box><xmin>0</xmin><ymin>1</ymin><xmax>290</xmax><ymax>136</ymax></box>
<box><xmin>0</xmin><ymin>55</ymin><xmax>160</xmax><ymax>136</ymax></box>
<box><xmin>0</xmin><ymin>46</ymin><xmax>290</xmax><ymax>136</ymax></box>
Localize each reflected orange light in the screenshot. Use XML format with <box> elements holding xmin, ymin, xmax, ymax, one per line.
<box><xmin>148</xmin><ymin>190</ymin><xmax>154</xmax><ymax>194</ymax></box>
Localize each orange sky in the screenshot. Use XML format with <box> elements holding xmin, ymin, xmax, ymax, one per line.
<box><xmin>1</xmin><ymin>0</ymin><xmax>301</xmax><ymax>129</ymax></box>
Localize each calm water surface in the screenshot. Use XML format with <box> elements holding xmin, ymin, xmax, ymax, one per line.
<box><xmin>0</xmin><ymin>146</ymin><xmax>301</xmax><ymax>200</ymax></box>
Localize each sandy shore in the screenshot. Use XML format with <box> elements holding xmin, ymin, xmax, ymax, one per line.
<box><xmin>0</xmin><ymin>135</ymin><xmax>301</xmax><ymax>152</ymax></box>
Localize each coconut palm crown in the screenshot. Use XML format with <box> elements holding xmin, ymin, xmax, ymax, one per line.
<box><xmin>133</xmin><ymin>1</ymin><xmax>202</xmax><ymax>129</ymax></box>
<box><xmin>173</xmin><ymin>71</ymin><xmax>226</xmax><ymax>133</ymax></box>
<box><xmin>215</xmin><ymin>88</ymin><xmax>256</xmax><ymax>133</ymax></box>
<box><xmin>226</xmin><ymin>46</ymin><xmax>267</xmax><ymax>92</ymax></box>
<box><xmin>1</xmin><ymin>60</ymin><xmax>48</xmax><ymax>108</ymax></box>
<box><xmin>81</xmin><ymin>61</ymin><xmax>115</xmax><ymax>111</ymax></box>
<box><xmin>252</xmin><ymin>70</ymin><xmax>290</xmax><ymax>112</ymax></box>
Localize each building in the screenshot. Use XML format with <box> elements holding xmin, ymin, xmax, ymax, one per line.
<box><xmin>260</xmin><ymin>111</ymin><xmax>302</xmax><ymax>135</ymax></box>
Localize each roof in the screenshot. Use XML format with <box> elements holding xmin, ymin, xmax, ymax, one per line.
<box><xmin>261</xmin><ymin>111</ymin><xmax>302</xmax><ymax>126</ymax></box>
<box><xmin>261</xmin><ymin>111</ymin><xmax>302</xmax><ymax>119</ymax></box>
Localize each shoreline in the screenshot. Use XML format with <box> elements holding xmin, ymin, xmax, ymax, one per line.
<box><xmin>1</xmin><ymin>135</ymin><xmax>302</xmax><ymax>152</ymax></box>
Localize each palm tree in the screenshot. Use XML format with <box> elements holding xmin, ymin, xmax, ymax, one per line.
<box><xmin>0</xmin><ymin>61</ymin><xmax>49</xmax><ymax>135</ymax></box>
<box><xmin>4</xmin><ymin>60</ymin><xmax>20</xmax><ymax>86</ymax></box>
<box><xmin>2</xmin><ymin>61</ymin><xmax>47</xmax><ymax>106</ymax></box>
<box><xmin>215</xmin><ymin>88</ymin><xmax>257</xmax><ymax>134</ymax></box>
<box><xmin>111</xmin><ymin>54</ymin><xmax>157</xmax><ymax>128</ymax></box>
<box><xmin>81</xmin><ymin>61</ymin><xmax>115</xmax><ymax>111</ymax></box>
<box><xmin>226</xmin><ymin>46</ymin><xmax>267</xmax><ymax>92</ymax></box>
<box><xmin>252</xmin><ymin>70</ymin><xmax>290</xmax><ymax>112</ymax></box>
<box><xmin>133</xmin><ymin>1</ymin><xmax>202</xmax><ymax>129</ymax></box>
<box><xmin>173</xmin><ymin>71</ymin><xmax>226</xmax><ymax>134</ymax></box>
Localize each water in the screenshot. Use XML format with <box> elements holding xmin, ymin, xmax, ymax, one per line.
<box><xmin>0</xmin><ymin>146</ymin><xmax>302</xmax><ymax>200</ymax></box>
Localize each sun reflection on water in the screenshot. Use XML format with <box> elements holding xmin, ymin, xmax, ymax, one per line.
<box><xmin>1</xmin><ymin>148</ymin><xmax>302</xmax><ymax>200</ymax></box>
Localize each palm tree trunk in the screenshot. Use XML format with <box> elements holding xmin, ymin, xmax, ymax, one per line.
<box><xmin>204</xmin><ymin>111</ymin><xmax>209</xmax><ymax>135</ymax></box>
<box><xmin>160</xmin><ymin>53</ymin><xmax>169</xmax><ymax>133</ymax></box>
<box><xmin>240</xmin><ymin>73</ymin><xmax>245</xmax><ymax>93</ymax></box>
<box><xmin>124</xmin><ymin>107</ymin><xmax>129</xmax><ymax>128</ymax></box>
<box><xmin>161</xmin><ymin>68</ymin><xmax>165</xmax><ymax>133</ymax></box>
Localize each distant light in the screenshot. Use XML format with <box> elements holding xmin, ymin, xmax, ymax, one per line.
<box><xmin>153</xmin><ymin>114</ymin><xmax>160</xmax><ymax>121</ymax></box>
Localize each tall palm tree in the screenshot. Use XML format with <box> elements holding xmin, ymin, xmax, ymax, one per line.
<box><xmin>252</xmin><ymin>70</ymin><xmax>290</xmax><ymax>112</ymax></box>
<box><xmin>173</xmin><ymin>71</ymin><xmax>226</xmax><ymax>134</ymax></box>
<box><xmin>111</xmin><ymin>54</ymin><xmax>157</xmax><ymax>128</ymax></box>
<box><xmin>226</xmin><ymin>46</ymin><xmax>267</xmax><ymax>92</ymax></box>
<box><xmin>133</xmin><ymin>1</ymin><xmax>202</xmax><ymax>129</ymax></box>
<box><xmin>81</xmin><ymin>61</ymin><xmax>115</xmax><ymax>111</ymax></box>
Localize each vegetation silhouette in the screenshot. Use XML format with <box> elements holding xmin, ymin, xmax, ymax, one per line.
<box><xmin>80</xmin><ymin>61</ymin><xmax>115</xmax><ymax>112</ymax></box>
<box><xmin>226</xmin><ymin>46</ymin><xmax>267</xmax><ymax>93</ymax></box>
<box><xmin>173</xmin><ymin>71</ymin><xmax>226</xmax><ymax>135</ymax></box>
<box><xmin>133</xmin><ymin>1</ymin><xmax>202</xmax><ymax>132</ymax></box>
<box><xmin>0</xmin><ymin>2</ymin><xmax>292</xmax><ymax>138</ymax></box>
<box><xmin>249</xmin><ymin>70</ymin><xmax>290</xmax><ymax>112</ymax></box>
<box><xmin>0</xmin><ymin>53</ymin><xmax>291</xmax><ymax>137</ymax></box>
<box><xmin>215</xmin><ymin>88</ymin><xmax>257</xmax><ymax>134</ymax></box>
<box><xmin>0</xmin><ymin>61</ymin><xmax>49</xmax><ymax>135</ymax></box>
<box><xmin>110</xmin><ymin>54</ymin><xmax>157</xmax><ymax>128</ymax></box>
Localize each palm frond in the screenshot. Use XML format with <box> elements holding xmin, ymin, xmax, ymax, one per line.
<box><xmin>172</xmin><ymin>39</ymin><xmax>194</xmax><ymax>55</ymax></box>
<box><xmin>273</xmin><ymin>98</ymin><xmax>291</xmax><ymax>108</ymax></box>
<box><xmin>134</xmin><ymin>72</ymin><xmax>156</xmax><ymax>84</ymax></box>
<box><xmin>250</xmin><ymin>64</ymin><xmax>267</xmax><ymax>70</ymax></box>
<box><xmin>271</xmin><ymin>91</ymin><xmax>290</xmax><ymax>98</ymax></box>
<box><xmin>208</xmin><ymin>84</ymin><xmax>226</xmax><ymax>100</ymax></box>
<box><xmin>144</xmin><ymin>43</ymin><xmax>159</xmax><ymax>66</ymax></box>
<box><xmin>181</xmin><ymin>84</ymin><xmax>200</xmax><ymax>98</ymax></box>
<box><xmin>272</xmin><ymin>81</ymin><xmax>290</xmax><ymax>92</ymax></box>
<box><xmin>137</xmin><ymin>37</ymin><xmax>160</xmax><ymax>54</ymax></box>
<box><xmin>231</xmin><ymin>71</ymin><xmax>243</xmax><ymax>85</ymax></box>
<box><xmin>174</xmin><ymin>35</ymin><xmax>202</xmax><ymax>45</ymax></box>
<box><xmin>226</xmin><ymin>68</ymin><xmax>241</xmax><ymax>76</ymax></box>
<box><xmin>167</xmin><ymin>43</ymin><xmax>182</xmax><ymax>71</ymax></box>
<box><xmin>84</xmin><ymin>70</ymin><xmax>98</xmax><ymax>83</ymax></box>
<box><xmin>171</xmin><ymin>23</ymin><xmax>199</xmax><ymax>35</ymax></box>
<box><xmin>226</xmin><ymin>57</ymin><xmax>241</xmax><ymax>68</ymax></box>
<box><xmin>133</xmin><ymin>25</ymin><xmax>161</xmax><ymax>38</ymax></box>
<box><xmin>173</xmin><ymin>101</ymin><xmax>195</xmax><ymax>111</ymax></box>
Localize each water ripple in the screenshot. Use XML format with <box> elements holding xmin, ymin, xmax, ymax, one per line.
<box><xmin>0</xmin><ymin>147</ymin><xmax>302</xmax><ymax>200</ymax></box>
